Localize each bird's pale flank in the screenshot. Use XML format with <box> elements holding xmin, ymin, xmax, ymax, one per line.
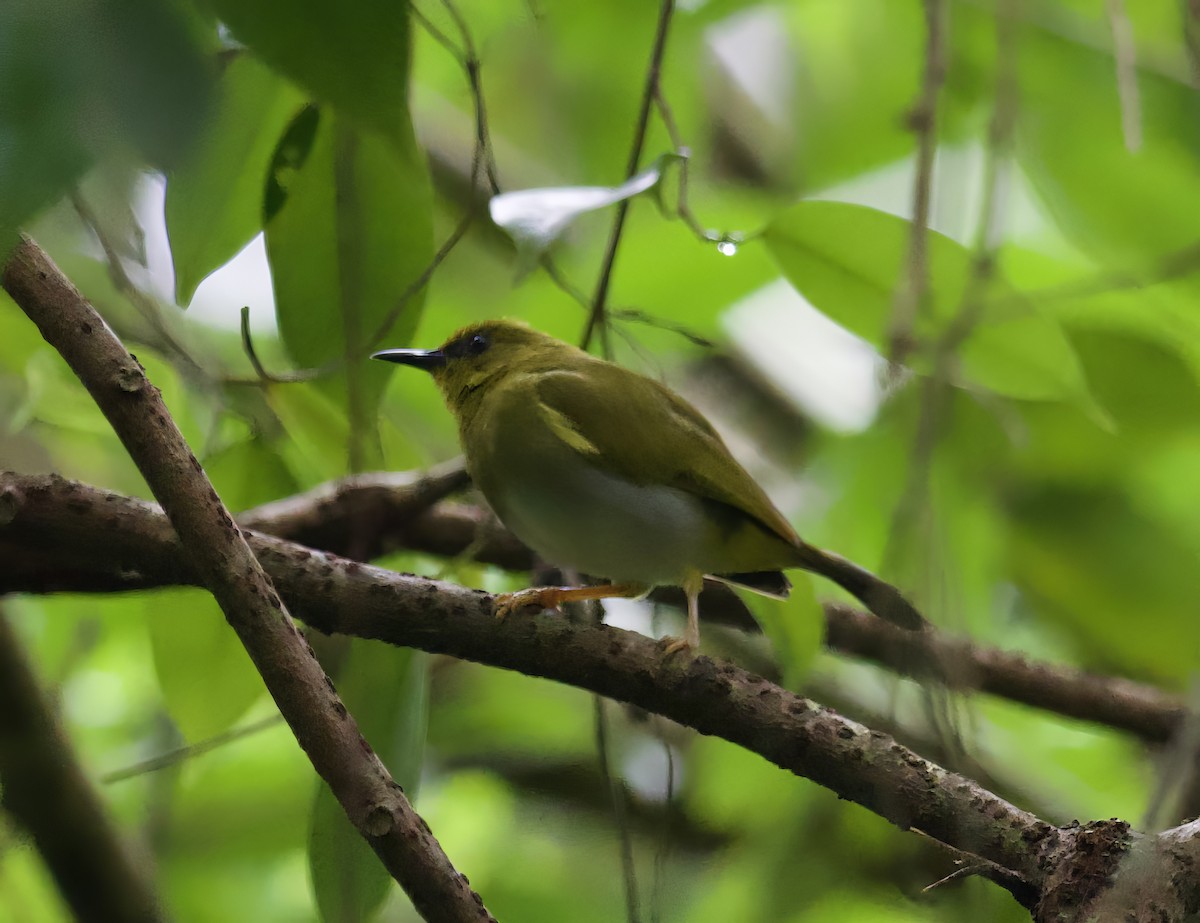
<box><xmin>373</xmin><ymin>319</ymin><xmax>925</xmax><ymax>651</ymax></box>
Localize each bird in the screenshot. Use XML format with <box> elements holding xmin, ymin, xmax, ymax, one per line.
<box><xmin>373</xmin><ymin>319</ymin><xmax>926</xmax><ymax>652</ymax></box>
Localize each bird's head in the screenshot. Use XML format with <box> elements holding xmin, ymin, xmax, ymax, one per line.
<box><xmin>372</xmin><ymin>319</ymin><xmax>583</xmax><ymax>416</ymax></box>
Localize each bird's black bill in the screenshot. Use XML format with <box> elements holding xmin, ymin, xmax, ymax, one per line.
<box><xmin>371</xmin><ymin>348</ymin><xmax>447</xmax><ymax>370</ymax></box>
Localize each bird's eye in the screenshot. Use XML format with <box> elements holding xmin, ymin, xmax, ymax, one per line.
<box><xmin>446</xmin><ymin>332</ymin><xmax>491</xmax><ymax>358</ymax></box>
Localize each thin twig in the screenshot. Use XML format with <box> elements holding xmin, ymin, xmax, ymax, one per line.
<box><xmin>366</xmin><ymin>214</ymin><xmax>475</xmax><ymax>347</ymax></box>
<box><xmin>883</xmin><ymin>0</ymin><xmax>1019</xmax><ymax>588</ymax></box>
<box><xmin>594</xmin><ymin>696</ymin><xmax>641</xmax><ymax>923</ymax></box>
<box><xmin>333</xmin><ymin>119</ymin><xmax>369</xmax><ymax>472</ymax></box>
<box><xmin>238</xmin><ymin>213</ymin><xmax>476</xmax><ymax>385</ymax></box>
<box><xmin>411</xmin><ymin>5</ymin><xmax>464</xmax><ymax>61</ymax></box>
<box><xmin>70</xmin><ymin>191</ymin><xmax>208</xmax><ymax>381</ymax></box>
<box><xmin>439</xmin><ymin>0</ymin><xmax>501</xmax><ymax>194</ymax></box>
<box><xmin>102</xmin><ymin>715</ymin><xmax>286</xmax><ymax>784</ymax></box>
<box><xmin>581</xmin><ymin>0</ymin><xmax>677</xmax><ymax>353</ymax></box>
<box><xmin>912</xmin><ymin>829</ymin><xmax>1038</xmax><ymax>908</ymax></box>
<box><xmin>651</xmin><ymin>89</ymin><xmax>737</xmax><ymax>247</ymax></box>
<box><xmin>879</xmin><ymin>0</ymin><xmax>1019</xmax><ymax>760</ymax></box>
<box><xmin>609</xmin><ymin>308</ymin><xmax>714</xmax><ymax>349</ymax></box>
<box><xmin>650</xmin><ymin>739</ymin><xmax>675</xmax><ymax>923</ymax></box>
<box><xmin>1106</xmin><ymin>0</ymin><xmax>1143</xmax><ymax>152</ymax></box>
<box><xmin>938</xmin><ymin>0</ymin><xmax>1018</xmax><ymax>356</ymax></box>
<box><xmin>417</xmin><ymin>0</ymin><xmax>609</xmax><ymax>322</ymax></box>
<box><xmin>886</xmin><ymin>0</ymin><xmax>947</xmax><ymax>366</ymax></box>
<box><xmin>540</xmin><ymin>256</ymin><xmax>593</xmax><ymax>309</ymax></box>
<box><xmin>239</xmin><ymin>307</ymin><xmax>318</xmax><ymax>383</ymax></box>
<box><xmin>1183</xmin><ymin>0</ymin><xmax>1200</xmax><ymax>88</ymax></box>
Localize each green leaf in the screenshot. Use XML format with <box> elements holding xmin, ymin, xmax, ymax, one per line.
<box><xmin>1000</xmin><ymin>246</ymin><xmax>1200</xmax><ymax>386</ymax></box>
<box><xmin>266</xmin><ymin>381</ymin><xmax>353</xmax><ymax>484</ymax></box>
<box><xmin>205</xmin><ymin>436</ymin><xmax>299</xmax><ymax>512</ymax></box>
<box><xmin>1014</xmin><ymin>19</ymin><xmax>1200</xmax><ymax>267</ymax></box>
<box><xmin>204</xmin><ymin>0</ymin><xmax>412</xmax><ymax>149</ymax></box>
<box><xmin>146</xmin><ymin>589</ymin><xmax>264</xmax><ymax>741</ymax></box>
<box><xmin>0</xmin><ymin>0</ymin><xmax>212</xmax><ymax>240</ymax></box>
<box><xmin>265</xmin><ymin>111</ymin><xmax>433</xmax><ymax>441</ymax></box>
<box><xmin>782</xmin><ymin>0</ymin><xmax>979</xmax><ymax>189</ymax></box>
<box><xmin>737</xmin><ymin>576</ymin><xmax>823</xmax><ymax>689</ymax></box>
<box><xmin>309</xmin><ymin>642</ymin><xmax>428</xmax><ymax>923</ymax></box>
<box><xmin>1010</xmin><ymin>487</ymin><xmax>1200</xmax><ymax>686</ymax></box>
<box><xmin>166</xmin><ymin>54</ymin><xmax>305</xmax><ymax>305</ymax></box>
<box><xmin>763</xmin><ymin>200</ymin><xmax>1094</xmax><ymax>406</ymax></box>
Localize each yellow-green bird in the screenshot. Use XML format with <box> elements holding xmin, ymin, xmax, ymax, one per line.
<box><xmin>374</xmin><ymin>320</ymin><xmax>925</xmax><ymax>651</ymax></box>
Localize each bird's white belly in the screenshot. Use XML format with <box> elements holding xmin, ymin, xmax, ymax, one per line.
<box><xmin>490</xmin><ymin>459</ymin><xmax>710</xmax><ymax>586</ymax></box>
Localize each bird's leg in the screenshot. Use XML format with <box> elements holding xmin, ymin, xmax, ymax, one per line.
<box><xmin>661</xmin><ymin>572</ymin><xmax>704</xmax><ymax>656</ymax></box>
<box><xmin>494</xmin><ymin>582</ymin><xmax>646</xmax><ymax>621</ymax></box>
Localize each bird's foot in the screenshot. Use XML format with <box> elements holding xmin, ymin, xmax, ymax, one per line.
<box><xmin>495</xmin><ymin>583</ymin><xmax>646</xmax><ymax>621</ymax></box>
<box><xmin>659</xmin><ymin>635</ymin><xmax>696</xmax><ymax>657</ymax></box>
<box><xmin>494</xmin><ymin>587</ymin><xmax>565</xmax><ymax>622</ymax></box>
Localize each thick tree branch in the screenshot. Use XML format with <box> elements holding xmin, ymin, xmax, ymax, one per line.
<box><xmin>0</xmin><ymin>609</ymin><xmax>164</xmax><ymax>923</ymax></box>
<box><xmin>0</xmin><ymin>472</ymin><xmax>1055</xmax><ymax>888</ymax></box>
<box><xmin>12</xmin><ymin>472</ymin><xmax>1200</xmax><ymax>914</ymax></box>
<box><xmin>0</xmin><ymin>471</ymin><xmax>1185</xmax><ymax>748</ymax></box>
<box><xmin>1</xmin><ymin>238</ymin><xmax>493</xmax><ymax>923</ymax></box>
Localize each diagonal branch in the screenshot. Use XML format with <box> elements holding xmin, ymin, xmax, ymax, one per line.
<box><xmin>1</xmin><ymin>238</ymin><xmax>493</xmax><ymax>923</ymax></box>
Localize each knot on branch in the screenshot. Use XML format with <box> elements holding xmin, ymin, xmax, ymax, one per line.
<box><xmin>0</xmin><ymin>484</ymin><xmax>23</xmax><ymax>525</ymax></box>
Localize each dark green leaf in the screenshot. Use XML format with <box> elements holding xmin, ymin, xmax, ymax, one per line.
<box><xmin>738</xmin><ymin>577</ymin><xmax>823</xmax><ymax>689</ymax></box>
<box><xmin>1010</xmin><ymin>486</ymin><xmax>1200</xmax><ymax>685</ymax></box>
<box><xmin>265</xmin><ymin>113</ymin><xmax>433</xmax><ymax>450</ymax></box>
<box><xmin>1015</xmin><ymin>19</ymin><xmax>1200</xmax><ymax>267</ymax></box>
<box><xmin>0</xmin><ymin>0</ymin><xmax>212</xmax><ymax>239</ymax></box>
<box><xmin>267</xmin><ymin>381</ymin><xmax>353</xmax><ymax>484</ymax></box>
<box><xmin>205</xmin><ymin>436</ymin><xmax>299</xmax><ymax>511</ymax></box>
<box><xmin>166</xmin><ymin>55</ymin><xmax>306</xmax><ymax>305</ymax></box>
<box><xmin>204</xmin><ymin>0</ymin><xmax>412</xmax><ymax>149</ymax></box>
<box><xmin>309</xmin><ymin>642</ymin><xmax>428</xmax><ymax>923</ymax></box>
<box><xmin>146</xmin><ymin>589</ymin><xmax>264</xmax><ymax>741</ymax></box>
<box><xmin>764</xmin><ymin>201</ymin><xmax>1094</xmax><ymax>406</ymax></box>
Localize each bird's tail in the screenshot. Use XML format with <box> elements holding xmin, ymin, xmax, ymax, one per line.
<box><xmin>795</xmin><ymin>543</ymin><xmax>927</xmax><ymax>631</ymax></box>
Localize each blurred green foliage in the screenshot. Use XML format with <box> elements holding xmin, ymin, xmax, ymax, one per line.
<box><xmin>1</xmin><ymin>0</ymin><xmax>1198</xmax><ymax>920</ymax></box>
